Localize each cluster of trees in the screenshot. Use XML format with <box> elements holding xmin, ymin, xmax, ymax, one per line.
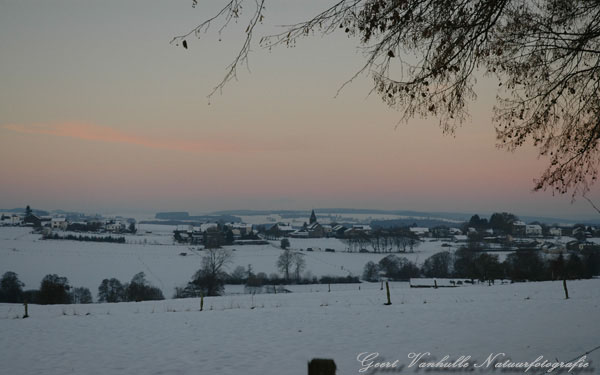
<box><xmin>64</xmin><ymin>222</ymin><xmax>137</xmax><ymax>234</ymax></box>
<box><xmin>342</xmin><ymin>228</ymin><xmax>420</xmax><ymax>253</ymax></box>
<box><xmin>173</xmin><ymin>225</ymin><xmax>258</xmax><ymax>247</ymax></box>
<box><xmin>97</xmin><ymin>272</ymin><xmax>164</xmax><ymax>303</ymax></box>
<box><xmin>43</xmin><ymin>233</ymin><xmax>126</xmax><ymax>243</ymax></box>
<box><xmin>174</xmin><ymin>248</ymin><xmax>361</xmax><ymax>298</ymax></box>
<box><xmin>0</xmin><ymin>272</ymin><xmax>92</xmax><ymax>304</ymax></box>
<box><xmin>228</xmin><ymin>264</ymin><xmax>359</xmax><ymax>288</ymax></box>
<box><xmin>362</xmin><ymin>256</ymin><xmax>420</xmax><ymax>281</ymax></box>
<box><xmin>1</xmin><ymin>271</ymin><xmax>167</xmax><ymax>304</ymax></box>
<box><xmin>465</xmin><ymin>212</ymin><xmax>519</xmax><ymax>234</ymax></box>
<box><xmin>276</xmin><ymin>250</ymin><xmax>305</xmax><ymax>282</ymax></box>
<box><xmin>364</xmin><ymin>248</ymin><xmax>600</xmax><ymax>282</ymax></box>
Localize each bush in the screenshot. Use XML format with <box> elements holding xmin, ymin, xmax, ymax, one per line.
<box><xmin>70</xmin><ymin>287</ymin><xmax>93</xmax><ymax>304</ymax></box>
<box><xmin>125</xmin><ymin>272</ymin><xmax>164</xmax><ymax>302</ymax></box>
<box><xmin>98</xmin><ymin>278</ymin><xmax>126</xmax><ymax>303</ymax></box>
<box><xmin>362</xmin><ymin>261</ymin><xmax>379</xmax><ymax>281</ymax></box>
<box><xmin>378</xmin><ymin>255</ymin><xmax>420</xmax><ymax>280</ymax></box>
<box><xmin>422</xmin><ymin>252</ymin><xmax>453</xmax><ymax>278</ymax></box>
<box><xmin>319</xmin><ymin>275</ymin><xmax>360</xmax><ymax>284</ymax></box>
<box><xmin>0</xmin><ymin>271</ymin><xmax>24</xmax><ymax>303</ymax></box>
<box><xmin>38</xmin><ymin>274</ymin><xmax>71</xmax><ymax>305</ymax></box>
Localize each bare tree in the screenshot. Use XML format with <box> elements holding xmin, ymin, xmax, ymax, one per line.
<box><xmin>174</xmin><ymin>0</ymin><xmax>600</xmax><ymax>196</ymax></box>
<box><xmin>181</xmin><ymin>248</ymin><xmax>233</xmax><ymax>297</ymax></box>
<box><xmin>292</xmin><ymin>252</ymin><xmax>306</xmax><ymax>281</ymax></box>
<box><xmin>277</xmin><ymin>249</ymin><xmax>294</xmax><ymax>281</ymax></box>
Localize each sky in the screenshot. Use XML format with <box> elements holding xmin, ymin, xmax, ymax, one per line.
<box><xmin>1</xmin><ymin>0</ymin><xmax>599</xmax><ymax>220</ymax></box>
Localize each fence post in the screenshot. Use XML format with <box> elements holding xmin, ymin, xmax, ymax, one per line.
<box><xmin>384</xmin><ymin>282</ymin><xmax>392</xmax><ymax>305</ymax></box>
<box><xmin>563</xmin><ymin>278</ymin><xmax>569</xmax><ymax>300</ymax></box>
<box><xmin>23</xmin><ymin>303</ymin><xmax>29</xmax><ymax>319</ymax></box>
<box><xmin>200</xmin><ymin>294</ymin><xmax>204</xmax><ymax>311</ymax></box>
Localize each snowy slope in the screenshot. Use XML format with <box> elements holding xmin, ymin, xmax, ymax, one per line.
<box><xmin>0</xmin><ymin>279</ymin><xmax>598</xmax><ymax>375</ymax></box>
<box><xmin>0</xmin><ymin>227</ymin><xmax>460</xmax><ymax>298</ymax></box>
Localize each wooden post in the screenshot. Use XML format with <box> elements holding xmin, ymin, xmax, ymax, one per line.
<box><xmin>563</xmin><ymin>278</ymin><xmax>569</xmax><ymax>300</ymax></box>
<box><xmin>200</xmin><ymin>294</ymin><xmax>204</xmax><ymax>311</ymax></box>
<box><xmin>384</xmin><ymin>281</ymin><xmax>392</xmax><ymax>305</ymax></box>
<box><xmin>380</xmin><ymin>280</ymin><xmax>384</xmax><ymax>290</ymax></box>
<box><xmin>23</xmin><ymin>303</ymin><xmax>29</xmax><ymax>319</ymax></box>
<box><xmin>328</xmin><ymin>283</ymin><xmax>331</xmax><ymax>293</ymax></box>
<box><xmin>434</xmin><ymin>279</ymin><xmax>438</xmax><ymax>289</ymax></box>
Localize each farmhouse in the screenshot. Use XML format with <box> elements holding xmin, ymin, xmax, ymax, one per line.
<box><xmin>526</xmin><ymin>224</ymin><xmax>543</xmax><ymax>237</ymax></box>
<box><xmin>549</xmin><ymin>227</ymin><xmax>562</xmax><ymax>237</ymax></box>
<box><xmin>50</xmin><ymin>217</ymin><xmax>68</xmax><ymax>230</ymax></box>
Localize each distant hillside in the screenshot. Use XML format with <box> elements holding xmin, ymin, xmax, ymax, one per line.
<box><xmin>154</xmin><ymin>212</ymin><xmax>241</xmax><ymax>223</ymax></box>
<box><xmin>0</xmin><ymin>208</ymin><xmax>49</xmax><ymax>216</ymax></box>
<box><xmin>209</xmin><ymin>208</ymin><xmax>600</xmax><ymax>226</ymax></box>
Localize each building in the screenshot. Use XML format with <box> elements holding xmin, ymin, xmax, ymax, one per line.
<box><xmin>50</xmin><ymin>217</ymin><xmax>68</xmax><ymax>230</ymax></box>
<box><xmin>1</xmin><ymin>214</ymin><xmax>22</xmax><ymax>226</ymax></box>
<box><xmin>306</xmin><ymin>222</ymin><xmax>325</xmax><ymax>238</ymax></box>
<box><xmin>264</xmin><ymin>223</ymin><xmax>295</xmax><ymax>238</ymax></box>
<box><xmin>525</xmin><ymin>224</ymin><xmax>543</xmax><ymax>237</ymax></box>
<box><xmin>105</xmin><ymin>220</ymin><xmax>126</xmax><ymax>233</ymax></box>
<box><xmin>309</xmin><ymin>210</ymin><xmax>317</xmax><ymax>225</ymax></box>
<box><xmin>549</xmin><ymin>227</ymin><xmax>562</xmax><ymax>237</ymax></box>
<box><xmin>23</xmin><ymin>213</ymin><xmax>41</xmax><ymax>227</ymax></box>
<box><xmin>409</xmin><ymin>227</ymin><xmax>429</xmax><ymax>237</ymax></box>
<box><xmin>512</xmin><ymin>221</ymin><xmax>527</xmax><ymax>236</ymax></box>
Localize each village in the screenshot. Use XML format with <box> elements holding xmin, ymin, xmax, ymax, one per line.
<box><xmin>4</xmin><ymin>206</ymin><xmax>600</xmax><ymax>257</ymax></box>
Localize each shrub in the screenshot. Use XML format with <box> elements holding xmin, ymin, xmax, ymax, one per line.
<box><xmin>98</xmin><ymin>278</ymin><xmax>126</xmax><ymax>303</ymax></box>
<box><xmin>0</xmin><ymin>271</ymin><xmax>24</xmax><ymax>303</ymax></box>
<box><xmin>38</xmin><ymin>274</ymin><xmax>71</xmax><ymax>305</ymax></box>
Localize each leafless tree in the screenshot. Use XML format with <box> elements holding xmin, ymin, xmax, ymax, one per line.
<box><xmin>277</xmin><ymin>249</ymin><xmax>294</xmax><ymax>281</ymax></box>
<box><xmin>292</xmin><ymin>252</ymin><xmax>306</xmax><ymax>281</ymax></box>
<box><xmin>173</xmin><ymin>0</ymin><xmax>600</xmax><ymax>196</ymax></box>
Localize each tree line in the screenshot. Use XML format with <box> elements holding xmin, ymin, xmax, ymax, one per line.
<box><xmin>341</xmin><ymin>228</ymin><xmax>420</xmax><ymax>253</ymax></box>
<box><xmin>0</xmin><ymin>271</ymin><xmax>164</xmax><ymax>304</ymax></box>
<box><xmin>43</xmin><ymin>233</ymin><xmax>127</xmax><ymax>244</ymax></box>
<box><xmin>364</xmin><ymin>247</ymin><xmax>600</xmax><ymax>282</ymax></box>
<box><xmin>0</xmin><ymin>272</ymin><xmax>92</xmax><ymax>304</ymax></box>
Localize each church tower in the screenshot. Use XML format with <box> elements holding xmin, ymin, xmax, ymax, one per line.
<box><xmin>309</xmin><ymin>209</ymin><xmax>317</xmax><ymax>224</ymax></box>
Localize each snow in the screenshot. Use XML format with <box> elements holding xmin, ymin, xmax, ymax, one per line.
<box><xmin>1</xmin><ymin>279</ymin><xmax>599</xmax><ymax>375</ymax></box>
<box><xmin>0</xmin><ymin>227</ymin><xmax>462</xmax><ymax>299</ymax></box>
<box><xmin>0</xmin><ymin>226</ymin><xmax>599</xmax><ymax>374</ymax></box>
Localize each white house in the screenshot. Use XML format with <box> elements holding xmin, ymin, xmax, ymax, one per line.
<box><xmin>410</xmin><ymin>227</ymin><xmax>429</xmax><ymax>236</ymax></box>
<box><xmin>549</xmin><ymin>227</ymin><xmax>562</xmax><ymax>237</ymax></box>
<box><xmin>449</xmin><ymin>228</ymin><xmax>463</xmax><ymax>235</ymax></box>
<box><xmin>50</xmin><ymin>217</ymin><xmax>68</xmax><ymax>230</ymax></box>
<box><xmin>1</xmin><ymin>214</ymin><xmax>22</xmax><ymax>226</ymax></box>
<box><xmin>525</xmin><ymin>224</ymin><xmax>543</xmax><ymax>237</ymax></box>
<box><xmin>105</xmin><ymin>220</ymin><xmax>126</xmax><ymax>233</ymax></box>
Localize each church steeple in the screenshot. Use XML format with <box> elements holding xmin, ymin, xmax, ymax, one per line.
<box><xmin>309</xmin><ymin>209</ymin><xmax>317</xmax><ymax>224</ymax></box>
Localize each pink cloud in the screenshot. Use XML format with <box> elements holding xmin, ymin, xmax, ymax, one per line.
<box><xmin>2</xmin><ymin>122</ymin><xmax>301</xmax><ymax>153</ymax></box>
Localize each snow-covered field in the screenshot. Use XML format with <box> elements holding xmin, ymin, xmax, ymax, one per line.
<box><xmin>1</xmin><ymin>226</ymin><xmax>599</xmax><ymax>374</ymax></box>
<box><xmin>0</xmin><ymin>227</ymin><xmax>461</xmax><ymax>298</ymax></box>
<box><xmin>1</xmin><ymin>279</ymin><xmax>599</xmax><ymax>374</ymax></box>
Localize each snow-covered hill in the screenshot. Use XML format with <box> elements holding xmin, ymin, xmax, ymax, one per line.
<box><xmin>0</xmin><ymin>227</ymin><xmax>462</xmax><ymax>298</ymax></box>
<box><xmin>1</xmin><ymin>279</ymin><xmax>598</xmax><ymax>375</ymax></box>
